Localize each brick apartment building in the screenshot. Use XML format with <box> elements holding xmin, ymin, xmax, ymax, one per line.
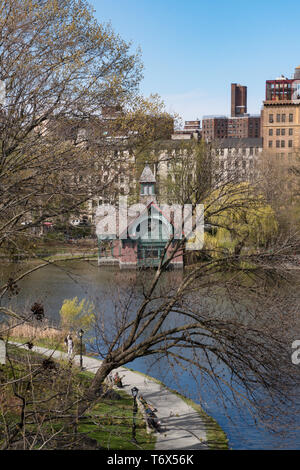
<box><xmin>202</xmin><ymin>116</ymin><xmax>228</xmax><ymax>141</ymax></box>
<box><xmin>228</xmin><ymin>115</ymin><xmax>261</xmax><ymax>138</ymax></box>
<box><xmin>231</xmin><ymin>83</ymin><xmax>247</xmax><ymax>117</ymax></box>
<box><xmin>261</xmin><ymin>65</ymin><xmax>300</xmax><ymax>158</ymax></box>
<box><xmin>202</xmin><ymin>83</ymin><xmax>261</xmax><ymax>142</ymax></box>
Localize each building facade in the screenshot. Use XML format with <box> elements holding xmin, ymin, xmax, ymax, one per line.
<box><xmin>202</xmin><ymin>116</ymin><xmax>228</xmax><ymax>141</ymax></box>
<box><xmin>231</xmin><ymin>83</ymin><xmax>247</xmax><ymax>117</ymax></box>
<box><xmin>202</xmin><ymin>115</ymin><xmax>260</xmax><ymax>141</ymax></box>
<box><xmin>202</xmin><ymin>83</ymin><xmax>260</xmax><ymax>142</ymax></box>
<box><xmin>172</xmin><ymin>120</ymin><xmax>201</xmax><ymax>141</ymax></box>
<box><xmin>96</xmin><ymin>164</ymin><xmax>183</xmax><ymax>270</ymax></box>
<box><xmin>212</xmin><ymin>137</ymin><xmax>263</xmax><ymax>183</ymax></box>
<box><xmin>262</xmin><ymin>66</ymin><xmax>300</xmax><ymax>158</ymax></box>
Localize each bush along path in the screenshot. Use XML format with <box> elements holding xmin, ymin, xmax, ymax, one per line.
<box><xmin>9</xmin><ymin>342</ymin><xmax>228</xmax><ymax>450</ymax></box>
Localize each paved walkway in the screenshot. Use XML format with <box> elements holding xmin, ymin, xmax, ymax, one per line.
<box><xmin>10</xmin><ymin>342</ymin><xmax>208</xmax><ymax>450</ymax></box>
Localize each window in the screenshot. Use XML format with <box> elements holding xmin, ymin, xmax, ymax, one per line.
<box><xmin>281</xmin><ymin>129</ymin><xmax>285</xmax><ymax>136</ymax></box>
<box><xmin>289</xmin><ymin>114</ymin><xmax>294</xmax><ymax>122</ymax></box>
<box><xmin>145</xmin><ymin>249</ymin><xmax>159</xmax><ymax>259</ymax></box>
<box><xmin>276</xmin><ymin>140</ymin><xmax>280</xmax><ymax>148</ymax></box>
<box><xmin>281</xmin><ymin>140</ymin><xmax>285</xmax><ymax>148</ymax></box>
<box><xmin>282</xmin><ymin>114</ymin><xmax>286</xmax><ymax>122</ymax></box>
<box><xmin>269</xmin><ymin>129</ymin><xmax>273</xmax><ymax>136</ymax></box>
<box><xmin>276</xmin><ymin>128</ymin><xmax>280</xmax><ymax>136</ymax></box>
<box><xmin>289</xmin><ymin>128</ymin><xmax>293</xmax><ymax>135</ymax></box>
<box><xmin>268</xmin><ymin>140</ymin><xmax>273</xmax><ymax>148</ymax></box>
<box><xmin>276</xmin><ymin>114</ymin><xmax>281</xmax><ymax>122</ymax></box>
<box><xmin>269</xmin><ymin>114</ymin><xmax>274</xmax><ymax>123</ymax></box>
<box><xmin>288</xmin><ymin>140</ymin><xmax>293</xmax><ymax>148</ymax></box>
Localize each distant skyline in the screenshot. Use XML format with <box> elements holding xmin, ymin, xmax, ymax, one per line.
<box><xmin>90</xmin><ymin>0</ymin><xmax>300</xmax><ymax>123</ymax></box>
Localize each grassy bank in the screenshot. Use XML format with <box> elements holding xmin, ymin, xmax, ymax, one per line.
<box><xmin>0</xmin><ymin>238</ymin><xmax>98</xmax><ymax>262</ymax></box>
<box><xmin>5</xmin><ymin>339</ymin><xmax>228</xmax><ymax>449</ymax></box>
<box><xmin>126</xmin><ymin>367</ymin><xmax>229</xmax><ymax>450</ymax></box>
<box><xmin>0</xmin><ymin>344</ymin><xmax>155</xmax><ymax>450</ymax></box>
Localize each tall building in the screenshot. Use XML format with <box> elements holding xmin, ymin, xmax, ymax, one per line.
<box><xmin>202</xmin><ymin>83</ymin><xmax>260</xmax><ymax>142</ymax></box>
<box><xmin>261</xmin><ymin>66</ymin><xmax>300</xmax><ymax>158</ymax></box>
<box><xmin>231</xmin><ymin>83</ymin><xmax>247</xmax><ymax>117</ymax></box>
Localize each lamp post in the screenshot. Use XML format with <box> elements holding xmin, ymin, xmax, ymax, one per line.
<box><xmin>131</xmin><ymin>386</ymin><xmax>139</xmax><ymax>445</ymax></box>
<box><xmin>78</xmin><ymin>329</ymin><xmax>84</xmax><ymax>370</ymax></box>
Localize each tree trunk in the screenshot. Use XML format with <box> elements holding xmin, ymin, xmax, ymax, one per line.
<box><xmin>78</xmin><ymin>360</ymin><xmax>114</xmax><ymax>418</ymax></box>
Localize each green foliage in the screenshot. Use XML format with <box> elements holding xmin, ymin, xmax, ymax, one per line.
<box><xmin>59</xmin><ymin>297</ymin><xmax>95</xmax><ymax>332</ymax></box>
<box><xmin>204</xmin><ymin>183</ymin><xmax>278</xmax><ymax>257</ymax></box>
<box><xmin>52</xmin><ymin>223</ymin><xmax>92</xmax><ymax>239</ymax></box>
<box><xmin>43</xmin><ymin>231</ymin><xmax>65</xmax><ymax>242</ymax></box>
<box><xmin>157</xmin><ymin>140</ymin><xmax>210</xmax><ymax>204</ymax></box>
<box><xmin>78</xmin><ymin>392</ymin><xmax>156</xmax><ymax>450</ymax></box>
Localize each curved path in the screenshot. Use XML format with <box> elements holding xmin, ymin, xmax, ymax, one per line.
<box><xmin>10</xmin><ymin>342</ymin><xmax>208</xmax><ymax>450</ymax></box>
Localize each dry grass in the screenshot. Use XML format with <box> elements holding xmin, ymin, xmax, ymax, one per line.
<box><xmin>10</xmin><ymin>322</ymin><xmax>64</xmax><ymax>341</ymax></box>
<box><xmin>6</xmin><ymin>321</ymin><xmax>67</xmax><ymax>350</ymax></box>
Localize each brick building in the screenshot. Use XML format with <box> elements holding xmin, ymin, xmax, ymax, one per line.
<box><xmin>202</xmin><ymin>116</ymin><xmax>228</xmax><ymax>141</ymax></box>
<box><xmin>228</xmin><ymin>115</ymin><xmax>261</xmax><ymax>138</ymax></box>
<box><xmin>231</xmin><ymin>83</ymin><xmax>247</xmax><ymax>117</ymax></box>
<box><xmin>96</xmin><ymin>164</ymin><xmax>183</xmax><ymax>269</ymax></box>
<box><xmin>202</xmin><ymin>115</ymin><xmax>260</xmax><ymax>141</ymax></box>
<box><xmin>261</xmin><ymin>66</ymin><xmax>300</xmax><ymax>158</ymax></box>
<box><xmin>202</xmin><ymin>83</ymin><xmax>261</xmax><ymax>142</ymax></box>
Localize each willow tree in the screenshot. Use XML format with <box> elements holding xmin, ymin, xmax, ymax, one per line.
<box><xmin>204</xmin><ymin>183</ymin><xmax>278</xmax><ymax>257</ymax></box>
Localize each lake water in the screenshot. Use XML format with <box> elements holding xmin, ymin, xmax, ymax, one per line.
<box><xmin>1</xmin><ymin>260</ymin><xmax>300</xmax><ymax>450</ymax></box>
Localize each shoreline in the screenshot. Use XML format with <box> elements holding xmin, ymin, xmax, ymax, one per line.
<box><xmin>8</xmin><ymin>341</ymin><xmax>228</xmax><ymax>450</ymax></box>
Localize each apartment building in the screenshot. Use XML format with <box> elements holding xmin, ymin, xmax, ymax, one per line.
<box><xmin>212</xmin><ymin>137</ymin><xmax>263</xmax><ymax>183</ymax></box>
<box><xmin>231</xmin><ymin>83</ymin><xmax>247</xmax><ymax>117</ymax></box>
<box><xmin>202</xmin><ymin>83</ymin><xmax>261</xmax><ymax>141</ymax></box>
<box><xmin>261</xmin><ymin>66</ymin><xmax>300</xmax><ymax>158</ymax></box>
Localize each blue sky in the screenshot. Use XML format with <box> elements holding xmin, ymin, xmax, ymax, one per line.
<box><xmin>89</xmin><ymin>0</ymin><xmax>300</xmax><ymax>122</ymax></box>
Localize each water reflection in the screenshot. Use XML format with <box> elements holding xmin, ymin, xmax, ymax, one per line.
<box><xmin>1</xmin><ymin>260</ymin><xmax>300</xmax><ymax>449</ymax></box>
